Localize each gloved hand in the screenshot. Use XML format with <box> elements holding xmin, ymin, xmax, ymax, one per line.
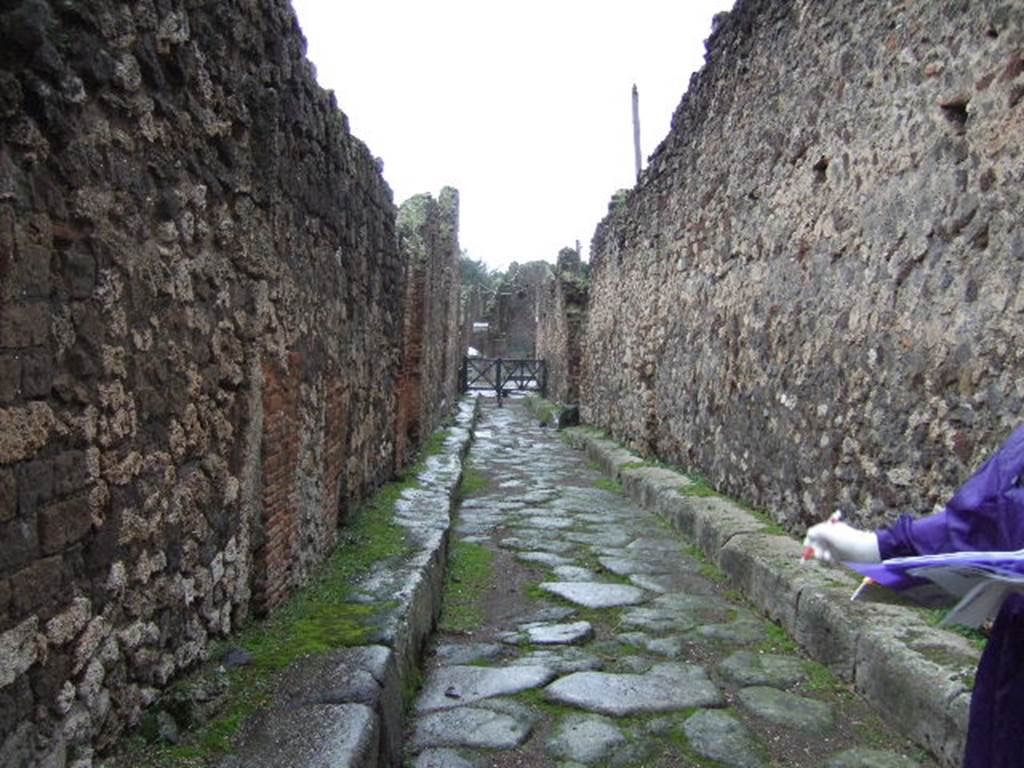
<box><xmin>803</xmin><ymin>521</ymin><xmax>881</xmax><ymax>564</ymax></box>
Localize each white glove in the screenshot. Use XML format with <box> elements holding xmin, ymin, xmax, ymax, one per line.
<box><xmin>803</xmin><ymin>521</ymin><xmax>880</xmax><ymax>564</ymax></box>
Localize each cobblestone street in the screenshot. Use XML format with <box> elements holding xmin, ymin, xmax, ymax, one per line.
<box><xmin>406</xmin><ymin>400</ymin><xmax>934</xmax><ymax>768</ymax></box>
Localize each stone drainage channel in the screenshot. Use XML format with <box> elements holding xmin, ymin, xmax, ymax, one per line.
<box><xmin>406</xmin><ymin>400</ymin><xmax>940</xmax><ymax>768</ymax></box>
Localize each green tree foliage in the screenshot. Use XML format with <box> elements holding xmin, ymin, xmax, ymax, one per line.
<box><xmin>459</xmin><ymin>250</ymin><xmax>502</xmax><ymax>290</ymax></box>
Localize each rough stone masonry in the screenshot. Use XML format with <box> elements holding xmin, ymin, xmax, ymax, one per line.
<box><xmin>0</xmin><ymin>1</ymin><xmax>460</xmax><ymax>765</ymax></box>
<box><xmin>536</xmin><ymin>247</ymin><xmax>588</xmax><ymax>406</ymax></box>
<box><xmin>582</xmin><ymin>0</ymin><xmax>1024</xmax><ymax>533</ymax></box>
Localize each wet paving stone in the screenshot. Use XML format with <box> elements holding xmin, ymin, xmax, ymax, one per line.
<box><xmin>539</xmin><ymin>581</ymin><xmax>648</xmax><ymax>608</ymax></box>
<box><xmin>509</xmin><ymin>647</ymin><xmax>605</xmax><ymax>673</ymax></box>
<box><xmin>411</xmin><ymin>703</ymin><xmax>536</xmax><ymax>749</ymax></box>
<box><xmin>411</xmin><ymin>747</ymin><xmax>480</xmax><ymax>768</ymax></box>
<box><xmin>597</xmin><ymin>555</ymin><xmax>674</xmax><ymax>576</ymax></box>
<box><xmin>683</xmin><ymin>709</ymin><xmax>768</xmax><ymax>768</ymax></box>
<box><xmin>552</xmin><ymin>565</ymin><xmax>599</xmax><ymax>581</ymax></box>
<box><xmin>545</xmin><ymin>714</ymin><xmax>626</xmax><ymax>764</ymax></box>
<box><xmin>517</xmin><ymin>551</ymin><xmax>575</xmax><ymax>567</ymax></box>
<box><xmin>500</xmin><ymin>620</ymin><xmax>595</xmax><ymax>646</ymax></box>
<box><xmin>737</xmin><ymin>685</ymin><xmax>836</xmax><ymax>732</ymax></box>
<box><xmin>404</xmin><ymin>399</ymin><xmax>938</xmax><ymax>767</ymax></box>
<box><xmin>718</xmin><ymin>650</ymin><xmax>807</xmax><ymax>688</ymax></box>
<box><xmin>544</xmin><ymin>663</ymin><xmax>724</xmax><ymax>715</ymax></box>
<box><xmin>415</xmin><ymin>665</ymin><xmax>556</xmax><ymax>711</ymax></box>
<box><xmin>433</xmin><ymin>642</ymin><xmax>503</xmax><ymax>666</ymax></box>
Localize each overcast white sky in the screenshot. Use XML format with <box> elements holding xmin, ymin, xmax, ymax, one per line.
<box><xmin>290</xmin><ymin>1</ymin><xmax>734</xmax><ymax>271</ymax></box>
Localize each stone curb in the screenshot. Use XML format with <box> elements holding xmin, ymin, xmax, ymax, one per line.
<box><xmin>221</xmin><ymin>399</ymin><xmax>479</xmax><ymax>768</ymax></box>
<box><xmin>565</xmin><ymin>428</ymin><xmax>978</xmax><ymax>768</ymax></box>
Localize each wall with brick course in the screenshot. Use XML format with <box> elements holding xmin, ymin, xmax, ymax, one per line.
<box><xmin>582</xmin><ymin>0</ymin><xmax>1024</xmax><ymax>533</ymax></box>
<box><xmin>0</xmin><ymin>0</ymin><xmax>451</xmax><ymax>763</ymax></box>
<box><xmin>394</xmin><ymin>189</ymin><xmax>461</xmax><ymax>469</ymax></box>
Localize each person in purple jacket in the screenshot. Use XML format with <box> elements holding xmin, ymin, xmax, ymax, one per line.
<box><xmin>804</xmin><ymin>424</ymin><xmax>1024</xmax><ymax>768</ymax></box>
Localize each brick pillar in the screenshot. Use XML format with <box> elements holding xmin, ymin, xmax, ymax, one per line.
<box><xmin>255</xmin><ymin>353</ymin><xmax>302</xmax><ymax>614</ymax></box>
<box><xmin>323</xmin><ymin>377</ymin><xmax>348</xmax><ymax>531</ymax></box>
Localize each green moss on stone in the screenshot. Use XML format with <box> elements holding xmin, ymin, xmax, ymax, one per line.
<box><xmin>439</xmin><ymin>539</ymin><xmax>495</xmax><ymax>633</ymax></box>
<box><xmin>459</xmin><ymin>460</ymin><xmax>489</xmax><ymax>496</ymax></box>
<box><xmin>596</xmin><ymin>477</ymin><xmax>623</xmax><ymax>494</ymax></box>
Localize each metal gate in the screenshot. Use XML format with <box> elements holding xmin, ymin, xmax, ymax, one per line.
<box><xmin>460</xmin><ymin>357</ymin><xmax>547</xmax><ymax>406</ymax></box>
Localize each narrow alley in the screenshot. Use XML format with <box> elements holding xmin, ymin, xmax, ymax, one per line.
<box><xmin>406</xmin><ymin>399</ymin><xmax>932</xmax><ymax>768</ymax></box>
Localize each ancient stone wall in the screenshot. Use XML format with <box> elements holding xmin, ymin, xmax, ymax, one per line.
<box><xmin>536</xmin><ymin>248</ymin><xmax>588</xmax><ymax>404</ymax></box>
<box><xmin>487</xmin><ymin>261</ymin><xmax>548</xmax><ymax>358</ymax></box>
<box><xmin>394</xmin><ymin>189</ymin><xmax>461</xmax><ymax>469</ymax></box>
<box><xmin>583</xmin><ymin>0</ymin><xmax>1024</xmax><ymax>532</ymax></box>
<box><xmin>0</xmin><ymin>0</ymin><xmax>417</xmax><ymax>763</ymax></box>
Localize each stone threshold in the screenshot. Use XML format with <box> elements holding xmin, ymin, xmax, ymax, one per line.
<box><xmin>217</xmin><ymin>398</ymin><xmax>479</xmax><ymax>768</ymax></box>
<box><xmin>564</xmin><ymin>428</ymin><xmax>978</xmax><ymax>768</ymax></box>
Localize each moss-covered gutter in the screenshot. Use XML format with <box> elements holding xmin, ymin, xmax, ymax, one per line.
<box><xmin>563</xmin><ymin>427</ymin><xmax>979</xmax><ymax>768</ymax></box>
<box><xmin>218</xmin><ymin>399</ymin><xmax>479</xmax><ymax>768</ymax></box>
<box><xmin>108</xmin><ymin>399</ymin><xmax>479</xmax><ymax>768</ymax></box>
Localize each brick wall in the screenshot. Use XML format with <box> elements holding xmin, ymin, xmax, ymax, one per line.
<box><xmin>394</xmin><ymin>190</ymin><xmax>461</xmax><ymax>469</ymax></box>
<box><xmin>0</xmin><ymin>0</ymin><xmax>420</xmax><ymax>763</ymax></box>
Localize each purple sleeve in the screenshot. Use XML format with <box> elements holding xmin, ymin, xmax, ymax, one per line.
<box><xmin>876</xmin><ymin>511</ymin><xmax>953</xmax><ymax>559</ymax></box>
<box><xmin>876</xmin><ymin>424</ymin><xmax>1024</xmax><ymax>559</ymax></box>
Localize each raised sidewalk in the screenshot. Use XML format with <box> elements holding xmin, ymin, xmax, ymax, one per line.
<box><xmin>564</xmin><ymin>427</ymin><xmax>978</xmax><ymax>768</ymax></box>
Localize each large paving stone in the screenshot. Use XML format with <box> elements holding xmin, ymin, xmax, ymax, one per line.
<box><xmin>717</xmin><ymin>651</ymin><xmax>806</xmax><ymax>688</ymax></box>
<box><xmin>415</xmin><ymin>665</ymin><xmax>555</xmax><ymax>711</ymax></box>
<box><xmin>598</xmin><ymin>556</ymin><xmax>673</xmax><ymax>576</ymax></box>
<box><xmin>553</xmin><ymin>565</ymin><xmax>600</xmax><ymax>581</ymax></box>
<box><xmin>499</xmin><ymin>537</ymin><xmax>576</xmax><ymax>554</ymax></box>
<box><xmin>546</xmin><ymin>715</ymin><xmax>626</xmax><ymax>764</ymax></box>
<box><xmin>562</xmin><ymin>530</ymin><xmax>635</xmax><ymax>547</ymax></box>
<box><xmin>822</xmin><ymin>747</ymin><xmax>923</xmax><ymax>768</ymax></box>
<box><xmin>691</xmin><ymin>618</ymin><xmax>767</xmax><ymax>644</ymax></box>
<box><xmin>411</xmin><ymin>705</ymin><xmax>535</xmax><ymax>749</ymax></box>
<box><xmin>524</xmin><ymin>621</ymin><xmax>594</xmax><ymax>645</ymax></box>
<box><xmin>544</xmin><ymin>663</ymin><xmax>723</xmax><ymax>715</ymax></box>
<box><xmin>434</xmin><ymin>643</ymin><xmax>503</xmax><ymax>666</ymax></box>
<box><xmin>629</xmin><ymin>572</ymin><xmax>718</xmax><ymax>596</ymax></box>
<box><xmin>540</xmin><ymin>582</ymin><xmax>648</xmax><ymax>609</ymax></box>
<box><xmin>517</xmin><ymin>551</ymin><xmax>574</xmax><ymax>567</ymax></box>
<box><xmin>412</xmin><ymin>747</ymin><xmax>480</xmax><ymax>768</ymax></box>
<box><xmin>620</xmin><ymin>593</ymin><xmax>731</xmax><ymax>633</ymax></box>
<box><xmin>509</xmin><ymin>648</ymin><xmax>604</xmax><ymax>673</ymax></box>
<box><xmin>737</xmin><ymin>686</ymin><xmax>835</xmax><ymax>732</ymax></box>
<box><xmin>683</xmin><ymin>710</ymin><xmax>767</xmax><ymax>768</ymax></box>
<box><xmin>626</xmin><ymin>537</ymin><xmax>690</xmax><ymax>556</ymax></box>
<box><xmin>520</xmin><ymin>515</ymin><xmax>576</xmax><ymax>530</ymax></box>
<box><xmin>617</xmin><ymin>631</ymin><xmax>685</xmax><ymax>658</ymax></box>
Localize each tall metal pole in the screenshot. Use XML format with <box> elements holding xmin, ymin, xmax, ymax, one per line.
<box><xmin>632</xmin><ymin>84</ymin><xmax>642</xmax><ymax>181</ymax></box>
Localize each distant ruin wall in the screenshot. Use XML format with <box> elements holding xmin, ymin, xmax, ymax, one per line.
<box><xmin>536</xmin><ymin>249</ymin><xmax>588</xmax><ymax>404</ymax></box>
<box><xmin>394</xmin><ymin>189</ymin><xmax>461</xmax><ymax>468</ymax></box>
<box><xmin>487</xmin><ymin>261</ymin><xmax>548</xmax><ymax>358</ymax></box>
<box><xmin>0</xmin><ymin>0</ymin><xmax>415</xmax><ymax>763</ymax></box>
<box><xmin>583</xmin><ymin>0</ymin><xmax>1024</xmax><ymax>532</ymax></box>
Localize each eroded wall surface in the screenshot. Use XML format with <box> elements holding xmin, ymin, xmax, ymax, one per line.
<box><xmin>487</xmin><ymin>261</ymin><xmax>548</xmax><ymax>358</ymax></box>
<box><xmin>394</xmin><ymin>189</ymin><xmax>461</xmax><ymax>468</ymax></box>
<box><xmin>583</xmin><ymin>0</ymin><xmax>1024</xmax><ymax>531</ymax></box>
<box><xmin>0</xmin><ymin>0</ymin><xmax>411</xmax><ymax>762</ymax></box>
<box><xmin>536</xmin><ymin>248</ymin><xmax>588</xmax><ymax>404</ymax></box>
